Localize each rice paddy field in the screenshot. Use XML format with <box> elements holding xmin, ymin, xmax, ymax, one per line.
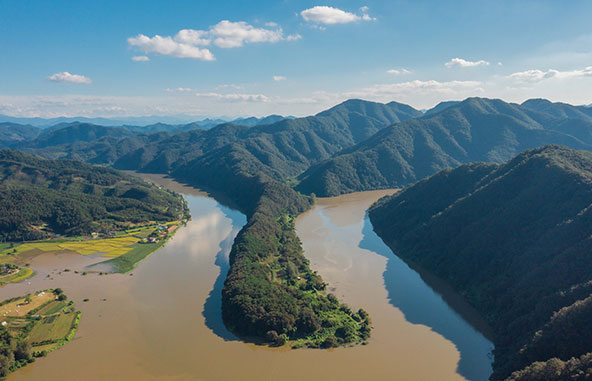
<box><xmin>0</xmin><ymin>220</ymin><xmax>183</xmax><ymax>277</ymax></box>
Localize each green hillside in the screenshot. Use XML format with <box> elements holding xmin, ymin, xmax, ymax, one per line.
<box><xmin>0</xmin><ymin>150</ymin><xmax>184</xmax><ymax>241</ymax></box>
<box><xmin>368</xmin><ymin>145</ymin><xmax>592</xmax><ymax>379</ymax></box>
<box><xmin>297</xmin><ymin>98</ymin><xmax>592</xmax><ymax>196</ymax></box>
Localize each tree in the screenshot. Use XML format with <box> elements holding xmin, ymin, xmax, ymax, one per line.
<box><xmin>298</xmin><ymin>308</ymin><xmax>320</xmax><ymax>333</ymax></box>
<box><xmin>14</xmin><ymin>340</ymin><xmax>32</xmax><ymax>362</ymax></box>
<box><xmin>321</xmin><ymin>335</ymin><xmax>338</xmax><ymax>348</ymax></box>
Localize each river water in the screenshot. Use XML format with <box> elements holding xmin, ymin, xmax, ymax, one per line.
<box><xmin>2</xmin><ymin>176</ymin><xmax>493</xmax><ymax>380</ymax></box>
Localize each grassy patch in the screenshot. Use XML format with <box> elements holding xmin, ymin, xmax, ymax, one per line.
<box><xmin>36</xmin><ymin>301</ymin><xmax>67</xmax><ymax>316</ymax></box>
<box><xmin>28</xmin><ymin>313</ymin><xmax>77</xmax><ymax>344</ymax></box>
<box><xmin>94</xmin><ymin>241</ymin><xmax>165</xmax><ymax>273</ymax></box>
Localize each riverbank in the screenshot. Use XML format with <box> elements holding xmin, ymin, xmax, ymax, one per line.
<box><xmin>1</xmin><ymin>177</ymin><xmax>490</xmax><ymax>380</ymax></box>
<box><xmin>0</xmin><ymin>213</ymin><xmax>189</xmax><ymax>279</ymax></box>
<box><xmin>295</xmin><ymin>190</ymin><xmax>494</xmax><ymax>380</ymax></box>
<box><xmin>0</xmin><ymin>289</ymin><xmax>80</xmax><ymax>376</ymax></box>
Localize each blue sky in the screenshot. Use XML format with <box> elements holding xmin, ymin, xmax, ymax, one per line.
<box><xmin>1</xmin><ymin>0</ymin><xmax>591</xmax><ymax>118</ymax></box>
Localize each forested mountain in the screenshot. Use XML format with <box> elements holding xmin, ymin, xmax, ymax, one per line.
<box><xmin>121</xmin><ymin>115</ymin><xmax>288</xmax><ymax>133</ymax></box>
<box><xmin>0</xmin><ymin>123</ymin><xmax>41</xmax><ymax>147</ymax></box>
<box><xmin>297</xmin><ymin>98</ymin><xmax>592</xmax><ymax>196</ymax></box>
<box><xmin>114</xmin><ymin>99</ymin><xmax>421</xmax><ymax>180</ymax></box>
<box><xmin>423</xmin><ymin>100</ymin><xmax>461</xmax><ymax>115</ymax></box>
<box><xmin>0</xmin><ymin>150</ymin><xmax>183</xmax><ymax>241</ymax></box>
<box><xmin>368</xmin><ymin>145</ymin><xmax>592</xmax><ymax>379</ymax></box>
<box><xmin>232</xmin><ymin>114</ymin><xmax>291</xmax><ymax>127</ymax></box>
<box><xmin>521</xmin><ymin>98</ymin><xmax>592</xmax><ymax>121</ymax></box>
<box><xmin>24</xmin><ymin>122</ymin><xmax>135</xmax><ymax>148</ymax></box>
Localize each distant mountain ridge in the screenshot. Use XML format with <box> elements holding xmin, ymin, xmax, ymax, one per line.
<box><xmin>297</xmin><ymin>97</ymin><xmax>592</xmax><ymax>196</ymax></box>
<box><xmin>115</xmin><ymin>99</ymin><xmax>422</xmax><ymax>180</ymax></box>
<box><xmin>0</xmin><ymin>114</ymin><xmax>294</xmax><ymax>130</ymax></box>
<box><xmin>6</xmin><ymin>97</ymin><xmax>592</xmax><ymax>199</ymax></box>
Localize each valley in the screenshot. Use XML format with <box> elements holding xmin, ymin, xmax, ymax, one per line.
<box><xmin>1</xmin><ymin>176</ymin><xmax>492</xmax><ymax>380</ymax></box>
<box><xmin>0</xmin><ymin>96</ymin><xmax>591</xmax><ymax>379</ymax></box>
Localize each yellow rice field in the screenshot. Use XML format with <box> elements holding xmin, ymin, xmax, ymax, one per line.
<box><xmin>1</xmin><ymin>236</ymin><xmax>140</xmax><ymax>258</ymax></box>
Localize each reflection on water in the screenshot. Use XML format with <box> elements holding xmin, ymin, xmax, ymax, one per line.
<box><xmin>359</xmin><ymin>212</ymin><xmax>494</xmax><ymax>380</ymax></box>
<box><xmin>2</xmin><ymin>178</ymin><xmax>491</xmax><ymax>380</ymax></box>
<box><xmin>298</xmin><ymin>190</ymin><xmax>494</xmax><ymax>381</ymax></box>
<box><xmin>202</xmin><ymin>203</ymin><xmax>245</xmax><ymax>341</ymax></box>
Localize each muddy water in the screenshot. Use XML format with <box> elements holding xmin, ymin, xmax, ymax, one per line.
<box><xmin>3</xmin><ymin>178</ymin><xmax>492</xmax><ymax>380</ymax></box>
<box><xmin>296</xmin><ymin>190</ymin><xmax>494</xmax><ymax>381</ymax></box>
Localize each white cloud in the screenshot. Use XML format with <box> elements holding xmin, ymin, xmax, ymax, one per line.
<box><xmin>210</xmin><ymin>20</ymin><xmax>285</xmax><ymax>48</ymax></box>
<box><xmin>343</xmin><ymin>80</ymin><xmax>483</xmax><ymax>101</ymax></box>
<box><xmin>131</xmin><ymin>55</ymin><xmax>150</xmax><ymax>62</ymax></box>
<box><xmin>165</xmin><ymin>87</ymin><xmax>193</xmax><ymax>93</ymax></box>
<box><xmin>129</xmin><ymin>21</ymin><xmax>298</xmax><ymax>60</ymax></box>
<box><xmin>128</xmin><ymin>34</ymin><xmax>215</xmax><ymax>60</ymax></box>
<box><xmin>174</xmin><ymin>29</ymin><xmax>211</xmax><ymax>46</ymax></box>
<box><xmin>273</xmin><ymin>75</ymin><xmax>287</xmax><ymax>81</ymax></box>
<box><xmin>47</xmin><ymin>72</ymin><xmax>92</xmax><ymax>84</ymax></box>
<box><xmin>300</xmin><ymin>6</ymin><xmax>374</xmax><ymax>25</ymax></box>
<box><xmin>265</xmin><ymin>22</ymin><xmax>278</xmax><ymax>27</ymax></box>
<box><xmin>387</xmin><ymin>68</ymin><xmax>412</xmax><ymax>75</ymax></box>
<box><xmin>360</xmin><ymin>6</ymin><xmax>376</xmax><ymax>21</ymax></box>
<box><xmin>286</xmin><ymin>34</ymin><xmax>302</xmax><ymax>41</ymax></box>
<box><xmin>445</xmin><ymin>58</ymin><xmax>490</xmax><ymax>68</ymax></box>
<box><xmin>508</xmin><ymin>66</ymin><xmax>592</xmax><ymax>83</ymax></box>
<box><xmin>195</xmin><ymin>92</ymin><xmax>270</xmax><ymax>102</ymax></box>
<box><xmin>215</xmin><ymin>84</ymin><xmax>244</xmax><ymax>90</ymax></box>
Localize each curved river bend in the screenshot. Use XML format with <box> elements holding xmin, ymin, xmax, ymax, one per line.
<box><xmin>2</xmin><ymin>176</ymin><xmax>492</xmax><ymax>380</ymax></box>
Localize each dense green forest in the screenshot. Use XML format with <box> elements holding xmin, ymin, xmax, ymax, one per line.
<box><xmin>297</xmin><ymin>98</ymin><xmax>592</xmax><ymax>196</ymax></box>
<box><xmin>175</xmin><ymin>154</ymin><xmax>371</xmax><ymax>347</ymax></box>
<box><xmin>369</xmin><ymin>145</ymin><xmax>592</xmax><ymax>379</ymax></box>
<box><xmin>0</xmin><ymin>123</ymin><xmax>41</xmax><ymax>148</ymax></box>
<box><xmin>112</xmin><ymin>99</ymin><xmax>421</xmax><ymax>177</ymax></box>
<box><xmin>0</xmin><ymin>321</ymin><xmax>33</xmax><ymax>377</ymax></box>
<box><xmin>0</xmin><ymin>150</ymin><xmax>184</xmax><ymax>241</ymax></box>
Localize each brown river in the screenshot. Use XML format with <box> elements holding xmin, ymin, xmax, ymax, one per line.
<box><xmin>3</xmin><ymin>175</ymin><xmax>493</xmax><ymax>380</ymax></box>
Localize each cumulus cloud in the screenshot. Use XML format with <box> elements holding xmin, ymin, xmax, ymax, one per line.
<box><xmin>128</xmin><ymin>34</ymin><xmax>215</xmax><ymax>60</ymax></box>
<box><xmin>131</xmin><ymin>55</ymin><xmax>150</xmax><ymax>62</ymax></box>
<box><xmin>387</xmin><ymin>68</ymin><xmax>412</xmax><ymax>75</ymax></box>
<box><xmin>47</xmin><ymin>72</ymin><xmax>92</xmax><ymax>84</ymax></box>
<box><xmin>210</xmin><ymin>20</ymin><xmax>286</xmax><ymax>48</ymax></box>
<box><xmin>508</xmin><ymin>66</ymin><xmax>592</xmax><ymax>83</ymax></box>
<box><xmin>445</xmin><ymin>58</ymin><xmax>490</xmax><ymax>68</ymax></box>
<box><xmin>128</xmin><ymin>21</ymin><xmax>299</xmax><ymax>60</ymax></box>
<box><xmin>300</xmin><ymin>6</ymin><xmax>374</xmax><ymax>25</ymax></box>
<box><xmin>174</xmin><ymin>29</ymin><xmax>211</xmax><ymax>46</ymax></box>
<box><xmin>273</xmin><ymin>75</ymin><xmax>287</xmax><ymax>81</ymax></box>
